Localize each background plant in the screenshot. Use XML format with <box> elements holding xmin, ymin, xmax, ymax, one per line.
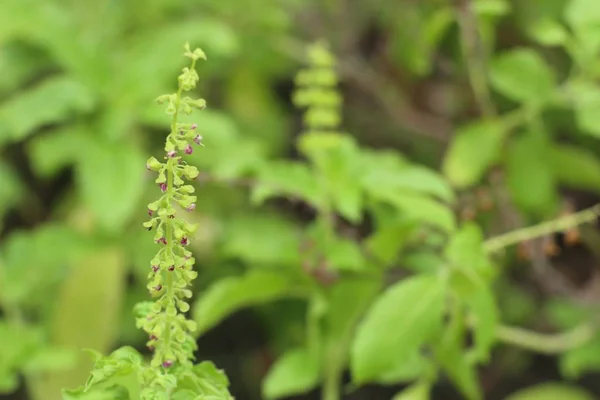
<box><xmin>4</xmin><ymin>0</ymin><xmax>600</xmax><ymax>399</ymax></box>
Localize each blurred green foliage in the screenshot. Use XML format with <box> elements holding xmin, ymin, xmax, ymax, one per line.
<box><xmin>4</xmin><ymin>0</ymin><xmax>600</xmax><ymax>399</ymax></box>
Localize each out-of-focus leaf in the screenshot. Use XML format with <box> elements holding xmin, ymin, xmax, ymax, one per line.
<box><xmin>473</xmin><ymin>0</ymin><xmax>511</xmax><ymax>16</ymax></box>
<box><xmin>506</xmin><ymin>130</ymin><xmax>558</xmax><ymax>216</ymax></box>
<box><xmin>387</xmin><ymin>5</ymin><xmax>454</xmax><ymax>76</ymax></box>
<box><xmin>0</xmin><ymin>41</ymin><xmax>53</xmax><ymax>96</ymax></box>
<box><xmin>569</xmin><ymin>85</ymin><xmax>600</xmax><ymax>137</ymax></box>
<box><xmin>369</xmin><ymin>189</ymin><xmax>455</xmax><ymax>233</ymax></box>
<box><xmin>443</xmin><ymin>120</ymin><xmax>507</xmax><ymax>189</ymax></box>
<box><xmin>28</xmin><ymin>127</ymin><xmax>85</xmax><ymax>178</ymax></box>
<box><xmin>0</xmin><ymin>322</ymin><xmax>43</xmax><ymax>394</ymax></box>
<box><xmin>503</xmin><ymin>383</ymin><xmax>595</xmax><ymax>400</ymax></box>
<box><xmin>175</xmin><ymin>361</ymin><xmax>233</xmax><ymax>399</ymax></box>
<box><xmin>76</xmin><ymin>137</ymin><xmax>145</xmax><ymax>232</ymax></box>
<box><xmin>434</xmin><ymin>315</ymin><xmax>482</xmax><ymax>400</ymax></box>
<box><xmin>62</xmin><ymin>385</ymin><xmax>131</xmax><ymax>400</ymax></box>
<box><xmin>35</xmin><ymin>248</ymin><xmax>126</xmax><ymax>397</ymax></box>
<box><xmin>0</xmin><ymin>76</ymin><xmax>94</xmax><ymax>145</ymax></box>
<box><xmin>528</xmin><ymin>18</ymin><xmax>569</xmax><ymax>45</ymax></box>
<box><xmin>193</xmin><ymin>270</ymin><xmax>307</xmax><ymax>336</ymax></box>
<box><xmin>446</xmin><ymin>224</ymin><xmax>498</xmax><ymax>362</ymax></box>
<box><xmin>222</xmin><ymin>213</ymin><xmax>302</xmax><ymax>266</ymax></box>
<box><xmin>547</xmin><ymin>143</ymin><xmax>600</xmax><ymax>193</ymax></box>
<box><xmin>489</xmin><ymin>48</ymin><xmax>555</xmax><ymax>103</ymax></box>
<box><xmin>252</xmin><ymin>160</ymin><xmax>323</xmax><ymax>207</ymax></box>
<box><xmin>392</xmin><ymin>381</ymin><xmax>431</xmax><ymax>400</ymax></box>
<box><xmin>362</xmin><ymin>162</ymin><xmax>455</xmax><ymax>203</ymax></box>
<box><xmin>298</xmin><ymin>133</ymin><xmax>364</xmax><ymax>222</ymax></box>
<box><xmin>351</xmin><ymin>274</ymin><xmax>446</xmax><ymax>383</ymax></box>
<box><xmin>0</xmin><ymin>224</ymin><xmax>91</xmax><ymax>305</ymax></box>
<box><xmin>565</xmin><ymin>0</ymin><xmax>600</xmax><ymax>53</ymax></box>
<box><xmin>0</xmin><ymin>160</ymin><xmax>24</xmax><ymax>227</ymax></box>
<box><xmin>560</xmin><ymin>337</ymin><xmax>600</xmax><ymax>379</ymax></box>
<box><xmin>262</xmin><ymin>348</ymin><xmax>320</xmax><ymax>400</ymax></box>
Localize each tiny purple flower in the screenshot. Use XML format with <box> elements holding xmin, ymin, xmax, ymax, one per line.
<box><xmin>193</xmin><ymin>135</ymin><xmax>203</xmax><ymax>145</ymax></box>
<box><xmin>159</xmin><ymin>183</ymin><xmax>167</xmax><ymax>192</ymax></box>
<box><xmin>162</xmin><ymin>360</ymin><xmax>173</xmax><ymax>368</ymax></box>
<box><xmin>191</xmin><ymin>124</ymin><xmax>197</xmax><ymax>130</ymax></box>
<box><xmin>152</xmin><ymin>265</ymin><xmax>159</xmax><ymax>272</ymax></box>
<box><xmin>167</xmin><ymin>150</ymin><xmax>177</xmax><ymax>158</ymax></box>
<box><xmin>186</xmin><ymin>203</ymin><xmax>196</xmax><ymax>212</ymax></box>
<box><xmin>168</xmin><ymin>265</ymin><xmax>175</xmax><ymax>271</ymax></box>
<box><xmin>154</xmin><ymin>284</ymin><xmax>163</xmax><ymax>292</ymax></box>
<box><xmin>181</xmin><ymin>237</ymin><xmax>188</xmax><ymax>246</ymax></box>
<box><xmin>155</xmin><ymin>237</ymin><xmax>167</xmax><ymax>245</ymax></box>
<box><xmin>148</xmin><ymin>209</ymin><xmax>153</xmax><ymax>217</ymax></box>
<box><xmin>149</xmin><ymin>334</ymin><xmax>157</xmax><ymax>340</ymax></box>
<box><xmin>185</xmin><ymin>144</ymin><xmax>193</xmax><ymax>154</ymax></box>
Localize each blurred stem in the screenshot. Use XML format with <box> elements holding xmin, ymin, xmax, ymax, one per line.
<box><xmin>454</xmin><ymin>0</ymin><xmax>496</xmax><ymax>118</ymax></box>
<box><xmin>496</xmin><ymin>323</ymin><xmax>595</xmax><ymax>354</ymax></box>
<box><xmin>322</xmin><ymin>363</ymin><xmax>341</xmax><ymax>400</ymax></box>
<box><xmin>483</xmin><ymin>203</ymin><xmax>600</xmax><ymax>253</ymax></box>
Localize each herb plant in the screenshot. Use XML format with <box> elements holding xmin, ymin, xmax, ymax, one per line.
<box><xmin>64</xmin><ymin>44</ymin><xmax>233</xmax><ymax>400</ymax></box>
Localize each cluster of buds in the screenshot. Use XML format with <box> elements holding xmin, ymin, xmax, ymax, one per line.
<box><xmin>292</xmin><ymin>41</ymin><xmax>342</xmax><ymax>135</ymax></box>
<box><xmin>137</xmin><ymin>43</ymin><xmax>207</xmax><ymax>381</ymax></box>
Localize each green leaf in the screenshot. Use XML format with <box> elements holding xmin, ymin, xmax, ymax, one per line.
<box><xmin>298</xmin><ymin>133</ymin><xmax>364</xmax><ymax>222</ymax></box>
<box><xmin>22</xmin><ymin>347</ymin><xmax>78</xmax><ymax>373</ymax></box>
<box><xmin>351</xmin><ymin>274</ymin><xmax>446</xmax><ymax>383</ymax></box>
<box><xmin>0</xmin><ymin>76</ymin><xmax>94</xmax><ymax>145</ymax></box>
<box><xmin>504</xmin><ymin>383</ymin><xmax>595</xmax><ymax>400</ymax></box>
<box><xmin>570</xmin><ymin>85</ymin><xmax>600</xmax><ymax>137</ymax></box>
<box><xmin>445</xmin><ymin>223</ymin><xmax>495</xmax><ymax>284</ymax></box>
<box><xmin>262</xmin><ymin>348</ymin><xmax>320</xmax><ymax>400</ymax></box>
<box><xmin>392</xmin><ymin>381</ymin><xmax>431</xmax><ymax>400</ymax></box>
<box><xmin>1</xmin><ymin>224</ymin><xmax>91</xmax><ymax>305</ymax></box>
<box><xmin>76</xmin><ymin>137</ymin><xmax>145</xmax><ymax>232</ymax></box>
<box><xmin>445</xmin><ymin>223</ymin><xmax>499</xmax><ymax>362</ymax></box>
<box><xmin>175</xmin><ymin>361</ymin><xmax>233</xmax><ymax>400</ymax></box>
<box><xmin>0</xmin><ymin>41</ymin><xmax>53</xmax><ymax>96</ymax></box>
<box><xmin>528</xmin><ymin>19</ymin><xmax>569</xmax><ymax>45</ymax></box>
<box><xmin>362</xmin><ymin>164</ymin><xmax>455</xmax><ymax>203</ymax></box>
<box><xmin>38</xmin><ymin>248</ymin><xmax>126</xmax><ymax>395</ymax></box>
<box><xmin>62</xmin><ymin>384</ymin><xmax>130</xmax><ymax>400</ymax></box>
<box><xmin>28</xmin><ymin>127</ymin><xmax>85</xmax><ymax>178</ymax></box>
<box><xmin>565</xmin><ymin>0</ymin><xmax>600</xmax><ymax>51</ymax></box>
<box><xmin>252</xmin><ymin>161</ymin><xmax>323</xmax><ymax>207</ymax></box>
<box><xmin>369</xmin><ymin>189</ymin><xmax>455</xmax><ymax>233</ymax></box>
<box><xmin>326</xmin><ymin>237</ymin><xmax>368</xmax><ymax>271</ymax></box>
<box><xmin>375</xmin><ymin>350</ymin><xmax>431</xmax><ymax>385</ymax></box>
<box><xmin>193</xmin><ymin>271</ymin><xmax>306</xmax><ymax>336</ymax></box>
<box><xmin>365</xmin><ymin>223</ymin><xmax>413</xmax><ymax>265</ymax></box>
<box><xmin>434</xmin><ymin>315</ymin><xmax>482</xmax><ymax>400</ymax></box>
<box><xmin>506</xmin><ymin>130</ymin><xmax>558</xmax><ymax>216</ymax></box>
<box><xmin>473</xmin><ymin>0</ymin><xmax>511</xmax><ymax>16</ymax></box>
<box><xmin>0</xmin><ymin>160</ymin><xmax>24</xmax><ymax>227</ymax></box>
<box><xmin>222</xmin><ymin>213</ymin><xmax>302</xmax><ymax>266</ymax></box>
<box><xmin>443</xmin><ymin>120</ymin><xmax>507</xmax><ymax>189</ymax></box>
<box><xmin>547</xmin><ymin>143</ymin><xmax>600</xmax><ymax>193</ymax></box>
<box><xmin>388</xmin><ymin>5</ymin><xmax>454</xmax><ymax>76</ymax></box>
<box><xmin>489</xmin><ymin>48</ymin><xmax>555</xmax><ymax>103</ymax></box>
<box><xmin>82</xmin><ymin>347</ymin><xmax>142</xmax><ymax>391</ymax></box>
<box><xmin>560</xmin><ymin>337</ymin><xmax>600</xmax><ymax>379</ymax></box>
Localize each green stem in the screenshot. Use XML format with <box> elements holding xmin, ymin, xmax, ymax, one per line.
<box><xmin>454</xmin><ymin>0</ymin><xmax>495</xmax><ymax>118</ymax></box>
<box><xmin>483</xmin><ymin>203</ymin><xmax>600</xmax><ymax>254</ymax></box>
<box><xmin>496</xmin><ymin>323</ymin><xmax>595</xmax><ymax>354</ymax></box>
<box><xmin>322</xmin><ymin>363</ymin><xmax>341</xmax><ymax>400</ymax></box>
